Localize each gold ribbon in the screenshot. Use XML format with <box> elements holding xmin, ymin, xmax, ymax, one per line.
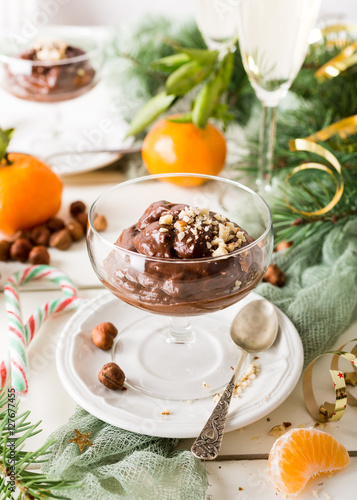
<box><xmin>314</xmin><ymin>25</ymin><xmax>357</xmax><ymax>81</ymax></box>
<box><xmin>304</xmin><ymin>115</ymin><xmax>357</xmax><ymax>142</ymax></box>
<box><xmin>303</xmin><ymin>340</ymin><xmax>357</xmax><ymax>423</ymax></box>
<box><xmin>285</xmin><ymin>139</ymin><xmax>344</xmax><ymax>217</ymax></box>
<box><xmin>320</xmin><ymin>24</ymin><xmax>357</xmax><ymax>36</ymax></box>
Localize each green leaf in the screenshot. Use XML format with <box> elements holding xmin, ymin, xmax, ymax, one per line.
<box><xmin>220</xmin><ymin>51</ymin><xmax>235</xmax><ymax>89</ymax></box>
<box><xmin>126</xmin><ymin>92</ymin><xmax>176</xmax><ymax>136</ymax></box>
<box><xmin>166</xmin><ymin>60</ymin><xmax>215</xmax><ymax>96</ymax></box>
<box><xmin>192</xmin><ymin>73</ymin><xmax>224</xmax><ymax>129</ymax></box>
<box><xmin>150</xmin><ymin>53</ymin><xmax>190</xmax><ymax>72</ymax></box>
<box><xmin>0</xmin><ymin>128</ymin><xmax>14</xmax><ymax>162</ymax></box>
<box><xmin>177</xmin><ymin>47</ymin><xmax>219</xmax><ymax>65</ymax></box>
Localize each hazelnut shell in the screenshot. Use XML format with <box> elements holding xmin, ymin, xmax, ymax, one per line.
<box><xmin>98</xmin><ymin>362</ymin><xmax>125</xmax><ymax>390</ymax></box>
<box><xmin>10</xmin><ymin>238</ymin><xmax>33</xmax><ymax>262</ymax></box>
<box><xmin>29</xmin><ymin>246</ymin><xmax>50</xmax><ymax>265</ymax></box>
<box><xmin>76</xmin><ymin>212</ymin><xmax>88</xmax><ymax>230</ymax></box>
<box><xmin>0</xmin><ymin>240</ymin><xmax>12</xmax><ymax>261</ymax></box>
<box><xmin>30</xmin><ymin>225</ymin><xmax>50</xmax><ymax>246</ymax></box>
<box><xmin>67</xmin><ymin>220</ymin><xmax>84</xmax><ymax>241</ymax></box>
<box><xmin>70</xmin><ymin>200</ymin><xmax>86</xmax><ymax>218</ymax></box>
<box><xmin>91</xmin><ymin>322</ymin><xmax>118</xmax><ymax>350</ymax></box>
<box><xmin>49</xmin><ymin>228</ymin><xmax>72</xmax><ymax>250</ymax></box>
<box><xmin>263</xmin><ymin>264</ymin><xmax>286</xmax><ymax>287</ymax></box>
<box><xmin>46</xmin><ymin>217</ymin><xmax>65</xmax><ymax>233</ymax></box>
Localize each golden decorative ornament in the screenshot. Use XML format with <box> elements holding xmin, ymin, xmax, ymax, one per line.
<box><xmin>69</xmin><ymin>429</ymin><xmax>94</xmax><ymax>453</ymax></box>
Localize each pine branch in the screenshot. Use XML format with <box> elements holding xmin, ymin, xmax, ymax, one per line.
<box><xmin>0</xmin><ymin>390</ymin><xmax>78</xmax><ymax>500</ymax></box>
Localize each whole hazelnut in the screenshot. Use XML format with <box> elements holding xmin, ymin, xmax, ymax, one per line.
<box><xmin>93</xmin><ymin>214</ymin><xmax>108</xmax><ymax>232</ymax></box>
<box><xmin>49</xmin><ymin>228</ymin><xmax>72</xmax><ymax>250</ymax></box>
<box><xmin>91</xmin><ymin>322</ymin><xmax>118</xmax><ymax>350</ymax></box>
<box><xmin>67</xmin><ymin>220</ymin><xmax>84</xmax><ymax>241</ymax></box>
<box><xmin>10</xmin><ymin>238</ymin><xmax>33</xmax><ymax>262</ymax></box>
<box><xmin>10</xmin><ymin>229</ymin><xmax>31</xmax><ymax>242</ymax></box>
<box><xmin>70</xmin><ymin>200</ymin><xmax>86</xmax><ymax>218</ymax></box>
<box><xmin>98</xmin><ymin>362</ymin><xmax>125</xmax><ymax>390</ymax></box>
<box><xmin>0</xmin><ymin>240</ymin><xmax>12</xmax><ymax>261</ymax></box>
<box><xmin>46</xmin><ymin>217</ymin><xmax>65</xmax><ymax>233</ymax></box>
<box><xmin>29</xmin><ymin>246</ymin><xmax>50</xmax><ymax>265</ymax></box>
<box><xmin>30</xmin><ymin>225</ymin><xmax>50</xmax><ymax>246</ymax></box>
<box><xmin>276</xmin><ymin>241</ymin><xmax>293</xmax><ymax>252</ymax></box>
<box><xmin>76</xmin><ymin>212</ymin><xmax>88</xmax><ymax>230</ymax></box>
<box><xmin>263</xmin><ymin>264</ymin><xmax>286</xmax><ymax>287</ymax></box>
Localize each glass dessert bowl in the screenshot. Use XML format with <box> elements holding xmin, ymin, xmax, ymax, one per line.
<box><xmin>0</xmin><ymin>26</ymin><xmax>104</xmax><ymax>160</ymax></box>
<box><xmin>0</xmin><ymin>26</ymin><xmax>102</xmax><ymax>103</ymax></box>
<box><xmin>87</xmin><ymin>173</ymin><xmax>273</xmax><ymax>400</ymax></box>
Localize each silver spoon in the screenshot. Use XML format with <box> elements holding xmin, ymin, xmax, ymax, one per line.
<box><xmin>191</xmin><ymin>299</ymin><xmax>279</xmax><ymax>460</ymax></box>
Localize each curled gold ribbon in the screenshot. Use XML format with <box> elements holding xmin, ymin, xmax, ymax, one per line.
<box><xmin>303</xmin><ymin>340</ymin><xmax>357</xmax><ymax>423</ymax></box>
<box><xmin>286</xmin><ymin>139</ymin><xmax>344</xmax><ymax>217</ymax></box>
<box><xmin>304</xmin><ymin>115</ymin><xmax>357</xmax><ymax>142</ymax></box>
<box><xmin>315</xmin><ymin>39</ymin><xmax>357</xmax><ymax>81</ymax></box>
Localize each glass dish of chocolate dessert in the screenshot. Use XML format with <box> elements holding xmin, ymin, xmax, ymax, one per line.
<box><xmin>87</xmin><ymin>173</ymin><xmax>273</xmax><ymax>400</ymax></box>
<box><xmin>0</xmin><ymin>26</ymin><xmax>102</xmax><ymax>103</ymax></box>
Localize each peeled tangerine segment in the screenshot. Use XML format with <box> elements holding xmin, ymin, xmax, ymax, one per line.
<box><xmin>268</xmin><ymin>427</ymin><xmax>350</xmax><ymax>496</ymax></box>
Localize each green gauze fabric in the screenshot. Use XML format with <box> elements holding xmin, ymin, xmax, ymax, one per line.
<box><xmin>257</xmin><ymin>218</ymin><xmax>357</xmax><ymax>366</ymax></box>
<box><xmin>42</xmin><ymin>407</ymin><xmax>208</xmax><ymax>500</ymax></box>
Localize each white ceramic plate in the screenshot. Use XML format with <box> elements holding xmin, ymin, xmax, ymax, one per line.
<box><xmin>56</xmin><ymin>291</ymin><xmax>303</xmax><ymax>438</ymax></box>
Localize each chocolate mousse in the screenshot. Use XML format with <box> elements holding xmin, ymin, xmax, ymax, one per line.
<box><xmin>104</xmin><ymin>201</ymin><xmax>265</xmax><ymax>316</ymax></box>
<box><xmin>4</xmin><ymin>39</ymin><xmax>95</xmax><ymax>102</ymax></box>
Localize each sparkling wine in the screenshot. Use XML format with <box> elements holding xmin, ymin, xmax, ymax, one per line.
<box><xmin>236</xmin><ymin>0</ymin><xmax>322</xmax><ymax>106</ymax></box>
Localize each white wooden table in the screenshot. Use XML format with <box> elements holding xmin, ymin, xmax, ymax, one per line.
<box><xmin>0</xmin><ymin>167</ymin><xmax>356</xmax><ymax>500</ymax></box>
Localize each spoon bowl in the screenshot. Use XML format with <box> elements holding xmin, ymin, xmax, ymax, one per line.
<box><xmin>191</xmin><ymin>299</ymin><xmax>279</xmax><ymax>460</ymax></box>
<box><xmin>230</xmin><ymin>299</ymin><xmax>279</xmax><ymax>352</ymax></box>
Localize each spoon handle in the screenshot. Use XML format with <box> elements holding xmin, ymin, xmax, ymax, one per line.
<box><xmin>191</xmin><ymin>350</ymin><xmax>248</xmax><ymax>460</ymax></box>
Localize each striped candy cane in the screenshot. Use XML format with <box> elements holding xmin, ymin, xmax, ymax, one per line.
<box><xmin>2</xmin><ymin>265</ymin><xmax>87</xmax><ymax>395</ymax></box>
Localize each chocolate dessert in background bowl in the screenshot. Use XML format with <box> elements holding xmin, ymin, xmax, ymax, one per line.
<box><xmin>0</xmin><ymin>27</ymin><xmax>103</xmax><ymax>103</ymax></box>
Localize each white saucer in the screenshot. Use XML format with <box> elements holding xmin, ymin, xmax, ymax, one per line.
<box><xmin>56</xmin><ymin>292</ymin><xmax>303</xmax><ymax>438</ymax></box>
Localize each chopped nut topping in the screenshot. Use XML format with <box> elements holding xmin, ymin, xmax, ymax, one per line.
<box><xmin>199</xmin><ymin>208</ymin><xmax>209</xmax><ymax>215</ymax></box>
<box><xmin>174</xmin><ymin>220</ymin><xmax>187</xmax><ymax>232</ymax></box>
<box><xmin>269</xmin><ymin>422</ymin><xmax>292</xmax><ymax>437</ymax></box>
<box><xmin>172</xmin><ymin>205</ymin><xmax>246</xmax><ymax>257</ymax></box>
<box><xmin>159</xmin><ymin>228</ymin><xmax>168</xmax><ymax>233</ymax></box>
<box><xmin>218</xmin><ymin>223</ymin><xmax>231</xmax><ymax>242</ymax></box>
<box><xmin>203</xmin><ymin>381</ymin><xmax>210</xmax><ymax>388</ymax></box>
<box><xmin>236</xmin><ymin>231</ymin><xmax>246</xmax><ymax>242</ymax></box>
<box><xmin>160</xmin><ymin>409</ymin><xmax>171</xmax><ymax>415</ymax></box>
<box><xmin>213</xmin><ymin>362</ymin><xmax>260</xmax><ymax>402</ymax></box>
<box><xmin>159</xmin><ymin>214</ymin><xmax>173</xmax><ymax>225</ymax></box>
<box><xmin>32</xmin><ymin>39</ymin><xmax>68</xmax><ymax>61</ymax></box>
<box><xmin>235</xmin><ymin>280</ymin><xmax>242</xmax><ymax>288</ymax></box>
<box><xmin>212</xmin><ymin>246</ymin><xmax>228</xmax><ymax>257</ymax></box>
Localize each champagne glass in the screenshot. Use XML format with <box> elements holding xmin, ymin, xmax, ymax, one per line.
<box><xmin>195</xmin><ymin>0</ymin><xmax>238</xmax><ymax>49</ymax></box>
<box><xmin>235</xmin><ymin>0</ymin><xmax>321</xmax><ymax>190</ymax></box>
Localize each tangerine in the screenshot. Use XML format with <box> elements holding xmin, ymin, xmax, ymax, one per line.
<box><xmin>142</xmin><ymin>115</ymin><xmax>227</xmax><ymax>186</ymax></box>
<box><xmin>268</xmin><ymin>427</ymin><xmax>350</xmax><ymax>496</ymax></box>
<box><xmin>0</xmin><ymin>153</ymin><xmax>62</xmax><ymax>234</ymax></box>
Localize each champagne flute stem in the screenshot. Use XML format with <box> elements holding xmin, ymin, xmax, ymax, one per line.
<box><xmin>258</xmin><ymin>104</ymin><xmax>277</xmax><ymax>190</ymax></box>
<box><xmin>167</xmin><ymin>317</ymin><xmax>194</xmax><ymax>344</ymax></box>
